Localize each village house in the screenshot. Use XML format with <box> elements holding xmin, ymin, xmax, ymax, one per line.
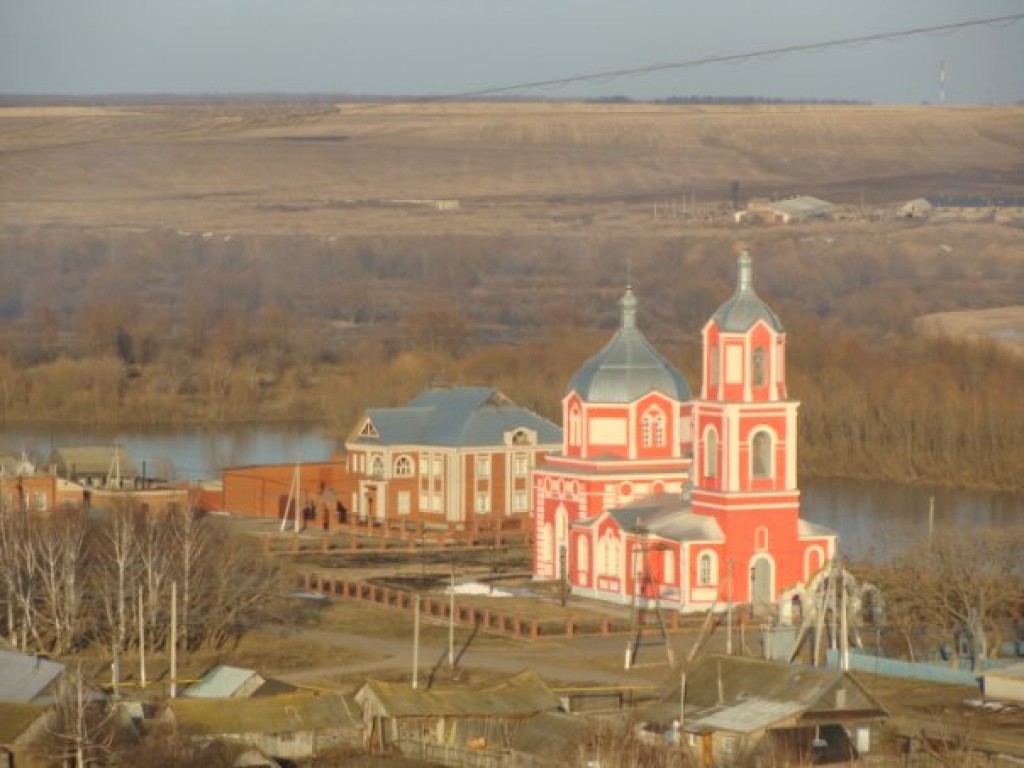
<box><xmin>355</xmin><ymin>670</ymin><xmax>575</xmax><ymax>765</ymax></box>
<box><xmin>0</xmin><ymin>702</ymin><xmax>51</xmax><ymax>768</ymax></box>
<box><xmin>535</xmin><ymin>252</ymin><xmax>835</xmax><ymax>611</ymax></box>
<box><xmin>344</xmin><ymin>386</ymin><xmax>560</xmax><ymax>531</ymax></box>
<box><xmin>161</xmin><ymin>691</ymin><xmax>361</xmax><ymax>763</ymax></box>
<box><xmin>641</xmin><ymin>654</ymin><xmax>887</xmax><ymax>765</ymax></box>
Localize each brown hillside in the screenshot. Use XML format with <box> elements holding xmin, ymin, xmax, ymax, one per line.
<box><xmin>2</xmin><ymin>101</ymin><xmax>1023</xmax><ymax>236</ymax></box>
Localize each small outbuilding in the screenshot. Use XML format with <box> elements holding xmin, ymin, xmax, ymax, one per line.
<box><xmin>982</xmin><ymin>663</ymin><xmax>1024</xmax><ymax>704</ymax></box>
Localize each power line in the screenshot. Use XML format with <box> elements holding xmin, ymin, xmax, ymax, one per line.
<box><xmin>428</xmin><ymin>13</ymin><xmax>1024</xmax><ymax>101</ymax></box>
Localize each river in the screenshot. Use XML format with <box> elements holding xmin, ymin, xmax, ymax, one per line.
<box><xmin>3</xmin><ymin>425</ymin><xmax>1022</xmax><ymax>562</ymax></box>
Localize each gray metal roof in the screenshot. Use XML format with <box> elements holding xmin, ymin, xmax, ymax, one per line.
<box><xmin>568</xmin><ymin>287</ymin><xmax>690</xmax><ymax>404</ymax></box>
<box><xmin>711</xmin><ymin>252</ymin><xmax>784</xmax><ymax>333</ymax></box>
<box><xmin>0</xmin><ymin>649</ymin><xmax>65</xmax><ymax>704</ymax></box>
<box><xmin>693</xmin><ymin>698</ymin><xmax>806</xmax><ymax>733</ymax></box>
<box><xmin>351</xmin><ymin>386</ymin><xmax>561</xmax><ymax>448</ymax></box>
<box><xmin>641</xmin><ymin>654</ymin><xmax>887</xmax><ymax>729</ymax></box>
<box><xmin>183</xmin><ymin>665</ymin><xmax>262</xmax><ymax>698</ymax></box>
<box><xmin>798</xmin><ymin>518</ymin><xmax>837</xmax><ymax>540</ymax></box>
<box><xmin>600</xmin><ymin>493</ymin><xmax>724</xmax><ymax>543</ymax></box>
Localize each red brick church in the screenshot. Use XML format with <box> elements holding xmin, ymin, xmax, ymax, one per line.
<box><xmin>532</xmin><ymin>252</ymin><xmax>835</xmax><ymax>611</ymax></box>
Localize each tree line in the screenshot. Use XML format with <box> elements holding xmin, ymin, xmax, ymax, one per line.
<box><xmin>0</xmin><ymin>498</ymin><xmax>288</xmax><ymax>659</ymax></box>
<box><xmin>0</xmin><ymin>224</ymin><xmax>1022</xmax><ymax>490</ymax></box>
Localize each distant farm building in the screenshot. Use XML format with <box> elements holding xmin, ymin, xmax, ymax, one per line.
<box><xmin>735</xmin><ymin>196</ymin><xmax>833</xmax><ymax>224</ymax></box>
<box><xmin>899</xmin><ymin>198</ymin><xmax>934</xmax><ymax>218</ymax></box>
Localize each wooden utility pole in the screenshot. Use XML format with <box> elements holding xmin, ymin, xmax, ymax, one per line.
<box><xmin>448</xmin><ymin>564</ymin><xmax>455</xmax><ymax>672</ymax></box>
<box><xmin>138</xmin><ymin>586</ymin><xmax>146</xmax><ymax>690</ymax></box>
<box><xmin>679</xmin><ymin>672</ymin><xmax>687</xmax><ymax>728</ymax></box>
<box><xmin>412</xmin><ymin>594</ymin><xmax>421</xmax><ymax>689</ymax></box>
<box><xmin>280</xmin><ymin>461</ymin><xmax>302</xmax><ymax>533</ymax></box>
<box><xmin>726</xmin><ymin>559</ymin><xmax>734</xmax><ymax>655</ymax></box>
<box><xmin>170</xmin><ymin>581</ymin><xmax>178</xmax><ymax>698</ymax></box>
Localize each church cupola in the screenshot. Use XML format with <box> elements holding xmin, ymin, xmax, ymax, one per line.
<box><xmin>703</xmin><ymin>252</ymin><xmax>787</xmax><ymax>403</ymax></box>
<box><xmin>568</xmin><ymin>286</ymin><xmax>691</xmax><ymax>404</ymax></box>
<box><xmin>711</xmin><ymin>251</ymin><xmax>783</xmax><ymax>335</ymax></box>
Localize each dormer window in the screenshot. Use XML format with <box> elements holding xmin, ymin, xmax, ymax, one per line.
<box><xmin>507</xmin><ymin>428</ymin><xmax>535</xmax><ymax>447</ymax></box>
<box><xmin>359</xmin><ymin>419</ymin><xmax>379</xmax><ymax>438</ymax></box>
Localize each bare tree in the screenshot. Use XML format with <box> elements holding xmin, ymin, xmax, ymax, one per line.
<box><xmin>34</xmin><ymin>510</ymin><xmax>89</xmax><ymax>654</ymax></box>
<box><xmin>44</xmin><ymin>664</ymin><xmax>119</xmax><ymax>768</ymax></box>
<box><xmin>857</xmin><ymin>525</ymin><xmax>1024</xmax><ymax>665</ymax></box>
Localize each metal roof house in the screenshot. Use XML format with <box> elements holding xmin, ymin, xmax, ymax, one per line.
<box><xmin>344</xmin><ymin>386</ymin><xmax>560</xmax><ymax>531</ymax></box>
<box><xmin>641</xmin><ymin>654</ymin><xmax>887</xmax><ymax>766</ymax></box>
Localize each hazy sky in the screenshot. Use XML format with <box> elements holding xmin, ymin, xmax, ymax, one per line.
<box><xmin>2</xmin><ymin>1</ymin><xmax>1023</xmax><ymax>102</ymax></box>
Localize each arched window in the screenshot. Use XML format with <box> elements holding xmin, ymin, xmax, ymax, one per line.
<box><xmin>394</xmin><ymin>456</ymin><xmax>413</xmax><ymax>477</ymax></box>
<box><xmin>704</xmin><ymin>428</ymin><xmax>718</xmax><ymax>478</ymax></box>
<box><xmin>641</xmin><ymin>408</ymin><xmax>666</xmax><ymax>448</ymax></box>
<box><xmin>569</xmin><ymin>406</ymin><xmax>581</xmax><ymax>446</ymax></box>
<box><xmin>752</xmin><ymin>346</ymin><xmax>766</xmax><ymax>387</ymax></box>
<box><xmin>698</xmin><ymin>551</ymin><xmax>717</xmax><ymax>586</ymax></box>
<box><xmin>370</xmin><ymin>455</ymin><xmax>384</xmax><ymax>478</ymax></box>
<box><xmin>710</xmin><ymin>346</ymin><xmax>720</xmax><ymax>387</ymax></box>
<box><xmin>752</xmin><ymin>430</ymin><xmax>772</xmax><ymax>478</ymax></box>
